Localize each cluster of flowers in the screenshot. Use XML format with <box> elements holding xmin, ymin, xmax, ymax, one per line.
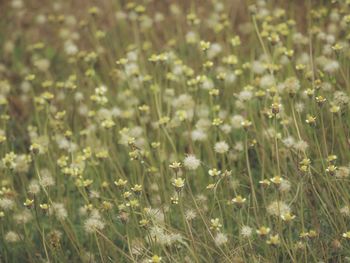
<box><xmin>1</xmin><ymin>0</ymin><xmax>350</xmax><ymax>262</ymax></box>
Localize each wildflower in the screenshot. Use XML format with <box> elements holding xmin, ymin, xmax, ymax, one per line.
<box><xmin>214</xmin><ymin>232</ymin><xmax>228</xmax><ymax>246</ymax></box>
<box><xmin>267</xmin><ymin>201</ymin><xmax>290</xmax><ymax>217</ymax></box>
<box><xmin>139</xmin><ymin>219</ymin><xmax>150</xmax><ymax>229</ymax></box>
<box><xmin>185</xmin><ymin>209</ymin><xmax>197</xmax><ymax>221</ymax></box>
<box><xmin>84</xmin><ymin>213</ymin><xmax>105</xmax><ymax>234</ymax></box>
<box><xmin>14</xmin><ymin>209</ymin><xmax>33</xmax><ymax>224</ymax></box>
<box><xmin>270</xmin><ymin>176</ymin><xmax>283</xmax><ymax>185</ymax></box>
<box><xmin>316</xmin><ymin>96</ymin><xmax>327</xmax><ymax>106</ymax></box>
<box><xmin>170</xmin><ymin>195</ymin><xmax>179</xmax><ymax>204</ymax></box>
<box><xmin>172</xmin><ymin>178</ymin><xmax>185</xmax><ymax>192</ymax></box>
<box><xmin>169</xmin><ymin>161</ymin><xmax>182</xmax><ymax>171</ymax></box>
<box><xmin>299</xmin><ymin>158</ymin><xmax>311</xmax><ymax>173</ymax></box>
<box><xmin>5</xmin><ymin>231</ymin><xmax>21</xmax><ymax>243</ymax></box>
<box><xmin>2</xmin><ymin>152</ymin><xmax>17</xmax><ymax>169</ymax></box>
<box><xmin>212</xmin><ymin>118</ymin><xmax>223</xmax><ymax>126</ymax></box>
<box><xmin>284</xmin><ymin>77</ymin><xmax>300</xmax><ymax>96</ymax></box>
<box><xmin>101</xmin><ymin>119</ymin><xmax>115</xmax><ymax>129</ymax></box>
<box><xmin>183</xmin><ymin>155</ymin><xmax>200</xmax><ymax>170</ymax></box>
<box><xmin>210</xmin><ymin>218</ymin><xmax>222</xmax><ymax>231</ymax></box>
<box><xmin>101</xmin><ymin>201</ymin><xmax>113</xmax><ymax>211</ymax></box>
<box><xmin>326</xmin><ymin>165</ymin><xmax>337</xmax><ymax>176</ymax></box>
<box><xmin>23</xmin><ymin>198</ymin><xmax>34</xmax><ymax>208</ymax></box>
<box><xmin>40</xmin><ymin>203</ymin><xmax>49</xmax><ymax>210</ymax></box>
<box><xmin>28</xmin><ymin>180</ymin><xmax>40</xmax><ymax>194</ymax></box>
<box><xmin>342</xmin><ymin>231</ymin><xmax>350</xmax><ymax>239</ymax></box>
<box><xmin>29</xmin><ymin>143</ymin><xmax>42</xmax><ymax>155</ymax></box>
<box><xmin>340</xmin><ymin>206</ymin><xmax>350</xmax><ymax>217</ymax></box>
<box><xmin>191</xmin><ymin>129</ymin><xmax>207</xmax><ymax>141</ymax></box>
<box><xmin>305</xmin><ymin>115</ymin><xmax>316</xmax><ymax>126</ymax></box>
<box><xmin>335</xmin><ymin>166</ymin><xmax>350</xmax><ymax>179</ymax></box>
<box><xmin>47</xmin><ymin>230</ymin><xmax>62</xmax><ymax>249</ymax></box>
<box><xmin>149</xmin><ymin>255</ymin><xmax>162</xmax><ymax>263</ymax></box>
<box><xmin>0</xmin><ymin>198</ymin><xmax>15</xmax><ymax>210</ymax></box>
<box><xmin>308</xmin><ymin>230</ymin><xmax>318</xmax><ymax>238</ymax></box>
<box><xmin>241</xmin><ymin>120</ymin><xmax>252</xmax><ymax>130</ymax></box>
<box><xmin>333</xmin><ymin>91</ymin><xmax>349</xmax><ymax>106</ymax></box>
<box><xmin>114</xmin><ymin>179</ymin><xmax>128</xmax><ymax>188</ymax></box>
<box><xmin>131</xmin><ymin>184</ymin><xmax>142</xmax><ymax>195</ymax></box>
<box><xmin>221</xmin><ymin>170</ymin><xmax>232</xmax><ymax>178</ymax></box>
<box><xmin>296</xmin><ymin>64</ymin><xmax>306</xmax><ymax>71</ymax></box>
<box><xmin>256</xmin><ymin>226</ymin><xmax>271</xmax><ymax>236</ymax></box>
<box><xmin>40</xmin><ymin>172</ymin><xmax>55</xmax><ymax>187</ymax></box>
<box><xmin>200</xmin><ymin>40</ymin><xmax>211</xmax><ymax>51</ymax></box>
<box><xmin>206</xmin><ymin>183</ymin><xmax>216</xmax><ymax>190</ymax></box>
<box><xmin>240</xmin><ymin>226</ymin><xmax>253</xmax><ymax>238</ymax></box>
<box><xmin>281</xmin><ymin>212</ymin><xmax>296</xmax><ymax>222</ymax></box>
<box><xmin>231</xmin><ymin>115</ymin><xmax>244</xmax><ymax>129</ymax></box>
<box><xmin>231</xmin><ymin>195</ymin><xmax>246</xmax><ymax>206</ymax></box>
<box><xmin>259</xmin><ymin>179</ymin><xmax>271</xmax><ymax>187</ymax></box>
<box><xmin>49</xmin><ymin>203</ymin><xmax>68</xmax><ymax>220</ymax></box>
<box><xmin>266</xmin><ymin>234</ymin><xmax>280</xmax><ymax>246</ymax></box>
<box><xmin>332</xmin><ymin>43</ymin><xmax>343</xmax><ymax>51</ymax></box>
<box><xmin>123</xmin><ymin>191</ymin><xmax>132</xmax><ymax>200</ymax></box>
<box><xmin>208</xmin><ymin>168</ymin><xmax>221</xmax><ymax>177</ymax></box>
<box><xmin>305</xmin><ymin>88</ymin><xmax>315</xmax><ymax>98</ymax></box>
<box><xmin>330</xmin><ymin>105</ymin><xmax>340</xmax><ymax>113</ymax></box>
<box><xmin>323</xmin><ymin>60</ymin><xmax>339</xmax><ymax>73</ymax></box>
<box><xmin>279</xmin><ymin>180</ymin><xmax>291</xmax><ymax>192</ymax></box>
<box><xmin>271</xmin><ymin>102</ymin><xmax>281</xmax><ymax>114</ymax></box>
<box><xmin>214</xmin><ymin>141</ymin><xmax>229</xmax><ymax>154</ymax></box>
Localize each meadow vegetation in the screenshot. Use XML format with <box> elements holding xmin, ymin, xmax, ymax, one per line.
<box><xmin>1</xmin><ymin>0</ymin><xmax>350</xmax><ymax>262</ymax></box>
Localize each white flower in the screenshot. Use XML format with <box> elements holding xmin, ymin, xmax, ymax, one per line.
<box><xmin>267</xmin><ymin>201</ymin><xmax>290</xmax><ymax>217</ymax></box>
<box><xmin>191</xmin><ymin>129</ymin><xmax>207</xmax><ymax>141</ymax></box>
<box><xmin>207</xmin><ymin>43</ymin><xmax>222</xmax><ymax>59</ymax></box>
<box><xmin>201</xmin><ymin>79</ymin><xmax>214</xmax><ymax>90</ymax></box>
<box><xmin>252</xmin><ymin>61</ymin><xmax>265</xmax><ymax>74</ymax></box>
<box><xmin>323</xmin><ymin>60</ymin><xmax>339</xmax><ymax>73</ymax></box>
<box><xmin>225</xmin><ymin>73</ymin><xmax>236</xmax><ymax>84</ymax></box>
<box><xmin>240</xmin><ymin>226</ymin><xmax>253</xmax><ymax>238</ymax></box>
<box><xmin>214</xmin><ymin>232</ymin><xmax>228</xmax><ymax>246</ymax></box>
<box><xmin>340</xmin><ymin>206</ymin><xmax>350</xmax><ymax>217</ymax></box>
<box><xmin>185</xmin><ymin>209</ymin><xmax>197</xmax><ymax>221</ymax></box>
<box><xmin>148</xmin><ymin>226</ymin><xmax>182</xmax><ymax>246</ymax></box>
<box><xmin>14</xmin><ymin>210</ymin><xmax>33</xmax><ymax>224</ymax></box>
<box><xmin>0</xmin><ymin>198</ymin><xmax>15</xmax><ymax>210</ymax></box>
<box><xmin>49</xmin><ymin>203</ymin><xmax>68</xmax><ymax>220</ymax></box>
<box><xmin>74</xmin><ymin>92</ymin><xmax>84</xmax><ymax>102</ymax></box>
<box><xmin>238</xmin><ymin>90</ymin><xmax>253</xmax><ymax>102</ymax></box>
<box><xmin>295</xmin><ymin>102</ymin><xmax>304</xmax><ymax>113</ymax></box>
<box><xmin>279</xmin><ymin>180</ymin><xmax>291</xmax><ymax>193</ymax></box>
<box><xmin>294</xmin><ymin>140</ymin><xmax>308</xmax><ymax>152</ymax></box>
<box><xmin>214</xmin><ymin>141</ymin><xmax>229</xmax><ymax>154</ymax></box>
<box><xmin>282</xmin><ymin>136</ymin><xmax>295</xmax><ymax>148</ymax></box>
<box><xmin>40</xmin><ymin>170</ymin><xmax>55</xmax><ymax>187</ymax></box>
<box><xmin>231</xmin><ymin>115</ymin><xmax>244</xmax><ymax>129</ymax></box>
<box><xmin>11</xmin><ymin>0</ymin><xmax>23</xmax><ymax>9</ymax></box>
<box><xmin>233</xmin><ymin>142</ymin><xmax>244</xmax><ymax>152</ymax></box>
<box><xmin>64</xmin><ymin>40</ymin><xmax>78</xmax><ymax>55</ymax></box>
<box><xmin>84</xmin><ymin>216</ymin><xmax>105</xmax><ymax>234</ymax></box>
<box><xmin>284</xmin><ymin>77</ymin><xmax>300</xmax><ymax>94</ymax></box>
<box><xmin>28</xmin><ymin>179</ymin><xmax>41</xmax><ymax>194</ymax></box>
<box><xmin>334</xmin><ymin>91</ymin><xmax>349</xmax><ymax>106</ymax></box>
<box><xmin>5</xmin><ymin>231</ymin><xmax>21</xmax><ymax>243</ymax></box>
<box><xmin>260</xmin><ymin>74</ymin><xmax>275</xmax><ymax>88</ymax></box>
<box><xmin>183</xmin><ymin>155</ymin><xmax>200</xmax><ymax>170</ymax></box>
<box><xmin>186</xmin><ymin>31</ymin><xmax>198</xmax><ymax>44</ymax></box>
<box><xmin>335</xmin><ymin>166</ymin><xmax>350</xmax><ymax>179</ymax></box>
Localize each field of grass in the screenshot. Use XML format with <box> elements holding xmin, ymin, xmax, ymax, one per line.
<box><xmin>1</xmin><ymin>0</ymin><xmax>350</xmax><ymax>262</ymax></box>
